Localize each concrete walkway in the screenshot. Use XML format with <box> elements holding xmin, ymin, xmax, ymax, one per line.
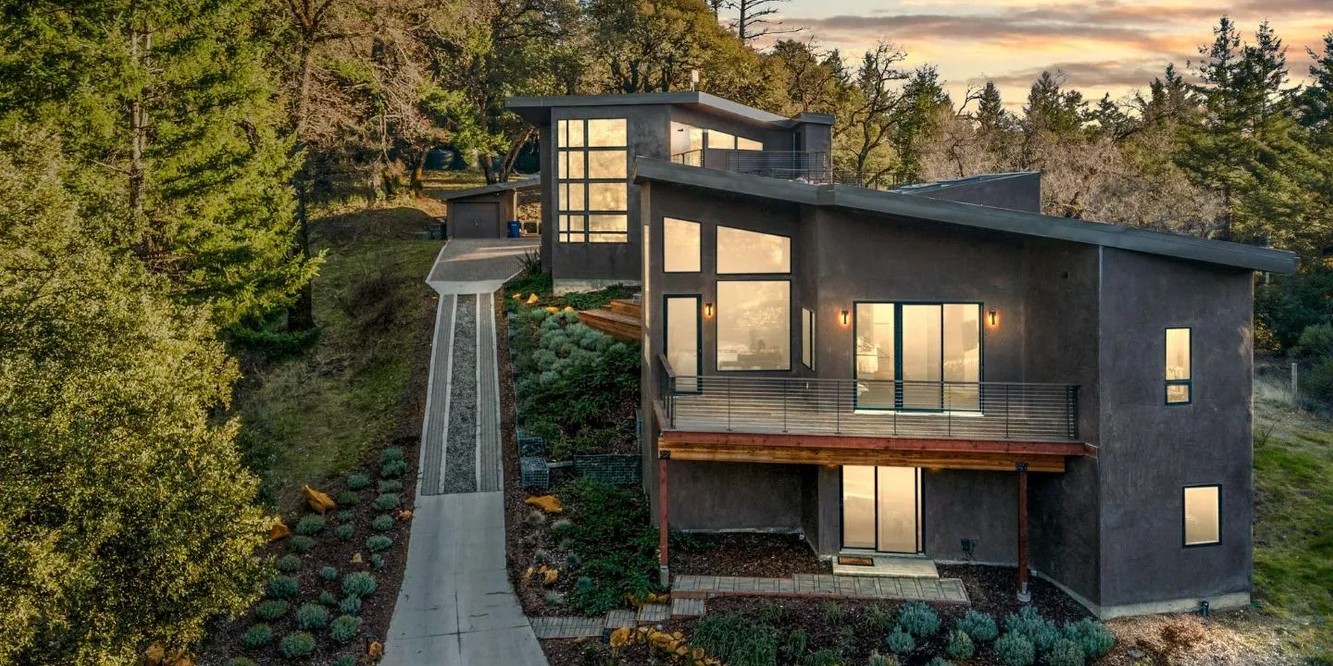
<box><xmin>382</xmin><ymin>238</ymin><xmax>545</xmax><ymax>666</ymax></box>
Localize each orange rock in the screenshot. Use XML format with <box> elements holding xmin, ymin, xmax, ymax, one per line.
<box><xmin>396</xmin><ymin>508</ymin><xmax>413</xmax><ymax>521</ymax></box>
<box><xmin>351</xmin><ymin>552</ymin><xmax>363</xmax><ymax>565</ymax></box>
<box><xmin>609</xmin><ymin>627</ymin><xmax>631</xmax><ymax>649</ymax></box>
<box><xmin>542</xmin><ymin>567</ymin><xmax>559</xmax><ymax>586</ymax></box>
<box><xmin>523</xmin><ymin>495</ymin><xmax>563</xmax><ymax>514</ymax></box>
<box><xmin>144</xmin><ymin>643</ymin><xmax>165</xmax><ymax>666</ymax></box>
<box><xmin>512</xmin><ymin>293</ymin><xmax>522</xmax><ymax>300</ymax></box>
<box><xmin>544</xmin><ymin>306</ymin><xmax>559</xmax><ymax>313</ymax></box>
<box><xmin>268</xmin><ymin>517</ymin><xmax>291</xmax><ymax>541</ymax></box>
<box><xmin>301</xmin><ymin>485</ymin><xmax>336</xmax><ymax>515</ymax></box>
<box><xmin>522</xmin><ymin>566</ymin><xmax>535</xmax><ymax>585</ymax></box>
<box><xmin>367</xmin><ymin>640</ymin><xmax>384</xmax><ymax>660</ymax></box>
<box><xmin>563</xmin><ymin>306</ymin><xmax>574</xmax><ymax>313</ymax></box>
<box><xmin>526</xmin><ymin>294</ymin><xmax>539</xmax><ymax>305</ymax></box>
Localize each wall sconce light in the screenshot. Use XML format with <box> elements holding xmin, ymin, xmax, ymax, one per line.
<box><xmin>839</xmin><ymin>310</ymin><xmax>850</xmax><ymax>326</ymax></box>
<box><xmin>987</xmin><ymin>309</ymin><xmax>999</xmax><ymax>328</ymax></box>
<box><xmin>703</xmin><ymin>302</ymin><xmax>714</xmax><ymax>318</ymax></box>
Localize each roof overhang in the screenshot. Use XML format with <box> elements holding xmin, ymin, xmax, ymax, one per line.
<box><xmin>658</xmin><ymin>431</ymin><xmax>1096</xmax><ymax>473</ymax></box>
<box><xmin>507</xmin><ymin>92</ymin><xmax>795</xmax><ymax>129</ymax></box>
<box><xmin>633</xmin><ymin>159</ymin><xmax>1299</xmax><ymax>274</ymax></box>
<box><xmin>435</xmin><ymin>176</ymin><xmax>541</xmax><ymax>202</ymax></box>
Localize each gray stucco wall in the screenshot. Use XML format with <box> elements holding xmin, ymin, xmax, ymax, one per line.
<box><xmin>1096</xmin><ymin>248</ymin><xmax>1253</xmax><ymax>609</ymax></box>
<box><xmin>923</xmin><ymin>470</ymin><xmax>1018</xmax><ymax>563</ymax></box>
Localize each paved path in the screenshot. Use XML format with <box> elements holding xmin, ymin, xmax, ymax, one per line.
<box><xmin>383</xmin><ymin>238</ymin><xmax>545</xmax><ymax>666</ymax></box>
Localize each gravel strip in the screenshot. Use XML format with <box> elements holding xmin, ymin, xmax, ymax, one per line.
<box><xmin>444</xmin><ymin>293</ymin><xmax>479</xmax><ymax>493</ymax></box>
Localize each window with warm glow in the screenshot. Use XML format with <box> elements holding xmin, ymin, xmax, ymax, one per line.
<box><xmin>665</xmin><ymin>296</ymin><xmax>700</xmax><ymax>391</ymax></box>
<box><xmin>717</xmin><ymin>280</ymin><xmax>790</xmax><ymax>371</ymax></box>
<box><xmin>556</xmin><ymin>117</ymin><xmax>628</xmax><ymax>243</ymax></box>
<box><xmin>1184</xmin><ymin>485</ymin><xmax>1220</xmax><ymax>546</ymax></box>
<box><xmin>1166</xmin><ymin>327</ymin><xmax>1192</xmax><ymax>404</ymax></box>
<box><xmin>663</xmin><ymin>217</ymin><xmax>701</xmax><ymax>272</ymax></box>
<box><xmin>716</xmin><ymin>226</ymin><xmax>791</xmax><ymax>274</ymax></box>
<box><xmin>801</xmin><ymin>307</ymin><xmax>815</xmax><ymax>369</ymax></box>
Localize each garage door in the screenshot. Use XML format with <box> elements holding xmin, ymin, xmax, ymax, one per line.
<box><xmin>449</xmin><ymin>201</ymin><xmax>499</xmax><ymax>238</ymax></box>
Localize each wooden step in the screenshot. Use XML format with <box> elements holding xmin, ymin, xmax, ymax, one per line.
<box><xmin>579</xmin><ymin>308</ymin><xmax>642</xmax><ymax>342</ymax></box>
<box><xmin>607</xmin><ymin>298</ymin><xmax>642</xmax><ymax>318</ymax></box>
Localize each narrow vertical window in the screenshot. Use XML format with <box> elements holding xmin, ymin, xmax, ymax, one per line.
<box><xmin>1166</xmin><ymin>327</ymin><xmax>1191</xmax><ymax>404</ymax></box>
<box><xmin>1183</xmin><ymin>485</ymin><xmax>1220</xmax><ymax>546</ymax></box>
<box><xmin>801</xmin><ymin>308</ymin><xmax>815</xmax><ymax>369</ymax></box>
<box><xmin>665</xmin><ymin>296</ymin><xmax>700</xmax><ymax>392</ymax></box>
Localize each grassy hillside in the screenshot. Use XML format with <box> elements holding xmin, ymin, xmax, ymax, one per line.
<box><xmin>1252</xmin><ymin>376</ymin><xmax>1333</xmax><ymax>659</ymax></box>
<box><xmin>232</xmin><ymin>201</ymin><xmax>446</xmax><ymax>510</ymax></box>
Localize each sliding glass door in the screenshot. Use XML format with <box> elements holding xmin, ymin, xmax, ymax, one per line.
<box><xmin>854</xmin><ymin>303</ymin><xmax>981</xmax><ymax>411</ymax></box>
<box><xmin>842</xmin><ymin>465</ymin><xmax>922</xmax><ymax>554</ymax></box>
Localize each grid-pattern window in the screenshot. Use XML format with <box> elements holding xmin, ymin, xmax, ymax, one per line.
<box><xmin>557</xmin><ymin>118</ymin><xmax>628</xmax><ymax>243</ymax></box>
<box><xmin>1166</xmin><ymin>327</ymin><xmax>1192</xmax><ymax>404</ymax></box>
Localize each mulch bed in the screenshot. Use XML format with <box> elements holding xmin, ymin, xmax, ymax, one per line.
<box><xmin>197</xmin><ymin>284</ymin><xmax>434</xmax><ymax>666</ymax></box>
<box><xmin>671</xmin><ymin>532</ymin><xmax>828</xmax><ymax>578</ymax></box>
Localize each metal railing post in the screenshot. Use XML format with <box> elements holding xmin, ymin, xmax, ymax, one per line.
<box><xmin>782</xmin><ymin>380</ymin><xmax>789</xmax><ymax>433</ymax></box>
<box><xmin>1005</xmin><ymin>384</ymin><xmax>1011</xmax><ymax>440</ymax></box>
<box><xmin>726</xmin><ymin>378</ymin><xmax>732</xmax><ymax>432</ymax></box>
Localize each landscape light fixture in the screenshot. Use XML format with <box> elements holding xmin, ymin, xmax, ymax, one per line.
<box><xmin>703</xmin><ymin>302</ymin><xmax>714</xmax><ymax>318</ymax></box>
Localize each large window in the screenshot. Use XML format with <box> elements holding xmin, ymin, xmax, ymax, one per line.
<box><xmin>557</xmin><ymin>118</ymin><xmax>628</xmax><ymax>243</ymax></box>
<box><xmin>716</xmin><ymin>226</ymin><xmax>791</xmax><ymax>274</ymax></box>
<box><xmin>854</xmin><ymin>303</ymin><xmax>981</xmax><ymax>410</ymax></box>
<box><xmin>670</xmin><ymin>122</ymin><xmax>764</xmax><ymax>160</ymax></box>
<box><xmin>665</xmin><ymin>296</ymin><xmax>701</xmax><ymax>391</ymax></box>
<box><xmin>1166</xmin><ymin>327</ymin><xmax>1192</xmax><ymax>404</ymax></box>
<box><xmin>717</xmin><ymin>280</ymin><xmax>790</xmax><ymax>371</ymax></box>
<box><xmin>663</xmin><ymin>217</ymin><xmax>701</xmax><ymax>272</ymax></box>
<box><xmin>1183</xmin><ymin>485</ymin><xmax>1221</xmax><ymax>546</ymax></box>
<box><xmin>801</xmin><ymin>307</ymin><xmax>816</xmax><ymax>369</ymax></box>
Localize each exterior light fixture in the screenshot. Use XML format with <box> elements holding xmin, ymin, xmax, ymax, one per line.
<box><xmin>703</xmin><ymin>302</ymin><xmax>714</xmax><ymax>318</ymax></box>
<box><xmin>839</xmin><ymin>310</ymin><xmax>850</xmax><ymax>326</ymax></box>
<box><xmin>987</xmin><ymin>309</ymin><xmax>999</xmax><ymax>328</ymax></box>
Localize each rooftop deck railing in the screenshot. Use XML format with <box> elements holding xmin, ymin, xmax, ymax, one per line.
<box><xmin>657</xmin><ymin>355</ymin><xmax>1079</xmax><ymax>442</ymax></box>
<box><xmin>670</xmin><ymin>149</ymin><xmax>833</xmax><ymax>183</ymax></box>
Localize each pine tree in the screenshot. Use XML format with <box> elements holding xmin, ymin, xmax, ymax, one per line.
<box><xmin>892</xmin><ymin>66</ymin><xmax>951</xmax><ymax>184</ymax></box>
<box><xmin>0</xmin><ymin>0</ymin><xmax>316</xmax><ymax>327</ymax></box>
<box><xmin>1298</xmin><ymin>32</ymin><xmax>1333</xmax><ymax>144</ymax></box>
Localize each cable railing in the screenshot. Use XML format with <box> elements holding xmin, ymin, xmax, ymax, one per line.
<box><xmin>658</xmin><ymin>355</ymin><xmax>1079</xmax><ymax>442</ymax></box>
<box><xmin>669</xmin><ymin>149</ymin><xmax>833</xmax><ymax>183</ymax></box>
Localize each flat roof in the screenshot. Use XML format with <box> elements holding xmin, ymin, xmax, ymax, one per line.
<box><xmin>506</xmin><ymin>92</ymin><xmax>826</xmax><ymax>129</ymax></box>
<box><xmin>434</xmin><ymin>176</ymin><xmax>540</xmax><ymax>201</ymax></box>
<box><xmin>633</xmin><ymin>159</ymin><xmax>1297</xmax><ymax>274</ymax></box>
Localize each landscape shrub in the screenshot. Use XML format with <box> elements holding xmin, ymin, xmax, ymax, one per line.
<box><xmin>366</xmin><ymin>535</ymin><xmax>393</xmax><ymax>552</ymax></box>
<box><xmin>866</xmin><ymin>652</ymin><xmax>897</xmax><ymax>666</ymax></box>
<box><xmin>782</xmin><ymin>627</ymin><xmax>809</xmax><ymax>660</ymax></box>
<box><xmin>926</xmin><ymin>658</ymin><xmax>952</xmax><ymax>666</ymax></box>
<box><xmin>346</xmin><ymin>472</ymin><xmax>370</xmax><ymax>490</ymax></box>
<box><xmin>343</xmin><ymin>572</ymin><xmax>377</xmax><ymax>598</ymax></box>
<box><xmin>1063</xmin><ymin>618</ymin><xmax>1115</xmax><ymax>658</ymax></box>
<box><xmin>320</xmin><ymin>566</ymin><xmax>339</xmax><ymax>581</ymax></box>
<box><xmin>945</xmin><ymin>629</ymin><xmax>974</xmax><ymax>660</ymax></box>
<box><xmin>822</xmin><ymin>601</ymin><xmax>847</xmax><ymax>625</ymax></box>
<box><xmin>380</xmin><ymin>447</ymin><xmax>405</xmax><ymax>464</ymax></box>
<box><xmin>241</xmin><ymin>624</ymin><xmax>272</xmax><ymax>648</ymax></box>
<box><xmin>335</xmin><ymin>524</ymin><xmax>355</xmax><ymax>541</ymax></box>
<box><xmin>296</xmin><ymin>603</ymin><xmax>329</xmax><ymax>630</ymax></box>
<box><xmin>564</xmin><ymin>553</ymin><xmax>581</xmax><ymax>570</ymax></box>
<box><xmin>690</xmin><ymin>613</ymin><xmax>778</xmax><ymax>666</ymax></box>
<box><xmin>1004</xmin><ymin>606</ymin><xmax>1059</xmax><ymax>651</ymax></box>
<box><xmin>276</xmin><ymin>554</ymin><xmax>301</xmax><ymax>573</ymax></box>
<box><xmin>332</xmin><ymin>656</ymin><xmax>357</xmax><ymax>666</ymax></box>
<box><xmin>864</xmin><ymin>606</ymin><xmax>895</xmax><ymax>634</ymax></box>
<box><xmin>294</xmin><ymin>515</ymin><xmax>325</xmax><ymax>536</ymax></box>
<box><xmin>1045</xmin><ymin>638</ymin><xmax>1086</xmax><ymax>666</ymax></box>
<box><xmin>318</xmin><ymin>591</ymin><xmax>338</xmax><ymax>607</ymax></box>
<box><xmin>227</xmin><ymin>658</ymin><xmax>258</xmax><ymax>666</ymax></box>
<box><xmin>955</xmin><ymin>609</ymin><xmax>999</xmax><ymax>642</ymax></box>
<box><xmin>335</xmin><ymin>490</ymin><xmax>359</xmax><ymax>506</ymax></box>
<box><xmin>897</xmin><ymin>601</ymin><xmax>941</xmax><ymax>638</ymax></box>
<box><xmin>371</xmin><ymin>553</ymin><xmax>386</xmax><ymax>570</ymax></box>
<box><xmin>279</xmin><ymin>631</ymin><xmax>316</xmax><ymax>659</ymax></box>
<box><xmin>372</xmin><ymin>493</ymin><xmax>401</xmax><ymax>511</ymax></box>
<box><xmin>288</xmin><ymin>535</ymin><xmax>315</xmax><ymax>553</ymax></box>
<box><xmin>380</xmin><ymin>458</ymin><xmax>408</xmax><ymax>479</ymax></box>
<box><xmin>994</xmin><ymin>632</ymin><xmax>1036</xmax><ymax>666</ymax></box>
<box><xmin>544</xmin><ymin>590</ymin><xmax>566</xmax><ymax>606</ymax></box>
<box><xmin>379</xmin><ymin>479</ymin><xmax>403</xmax><ymax>493</ymax></box>
<box><xmin>335</xmin><ymin>509</ymin><xmax>354</xmax><ymax>523</ymax></box>
<box><xmin>329</xmin><ymin>615</ymin><xmax>362</xmax><ymax>643</ymax></box>
<box><xmin>339</xmin><ymin>595</ymin><xmax>362</xmax><ymax>615</ymax></box>
<box><xmin>803</xmin><ymin>648</ymin><xmax>844</xmax><ymax>666</ymax></box>
<box><xmin>372</xmin><ymin>514</ymin><xmax>395</xmax><ymax>531</ymax></box>
<box><xmin>256</xmin><ymin>600</ymin><xmax>289</xmax><ymax>621</ymax></box>
<box><xmin>560</xmin><ymin>478</ymin><xmax>659</xmax><ymax>615</ymax></box>
<box><xmin>268</xmin><ymin>575</ymin><xmax>299</xmax><ymax>599</ymax></box>
<box><xmin>886</xmin><ymin>627</ymin><xmax>915</xmax><ymax>655</ymax></box>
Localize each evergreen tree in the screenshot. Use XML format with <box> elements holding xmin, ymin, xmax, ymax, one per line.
<box><xmin>0</xmin><ymin>0</ymin><xmax>316</xmax><ymax>326</ymax></box>
<box><xmin>892</xmin><ymin>66</ymin><xmax>951</xmax><ymax>184</ymax></box>
<box><xmin>1298</xmin><ymin>32</ymin><xmax>1333</xmax><ymax>144</ymax></box>
<box><xmin>1023</xmin><ymin>71</ymin><xmax>1086</xmax><ymax>137</ymax></box>
<box><xmin>0</xmin><ymin>124</ymin><xmax>267</xmax><ymax>665</ymax></box>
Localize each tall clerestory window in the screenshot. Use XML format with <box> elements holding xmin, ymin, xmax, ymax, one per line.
<box><xmin>556</xmin><ymin>118</ymin><xmax>628</xmax><ymax>243</ymax></box>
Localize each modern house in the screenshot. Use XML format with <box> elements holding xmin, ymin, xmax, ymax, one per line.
<box><xmin>510</xmin><ymin>92</ymin><xmax>1299</xmax><ymax>619</ymax></box>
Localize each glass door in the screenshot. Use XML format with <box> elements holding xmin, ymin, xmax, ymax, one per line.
<box><xmin>842</xmin><ymin>465</ymin><xmax>922</xmax><ymax>553</ymax></box>
<box><xmin>854</xmin><ymin>303</ymin><xmax>982</xmax><ymax>411</ymax></box>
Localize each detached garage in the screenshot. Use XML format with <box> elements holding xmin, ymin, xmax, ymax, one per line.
<box><xmin>438</xmin><ymin>176</ymin><xmax>541</xmax><ymax>239</ymax></box>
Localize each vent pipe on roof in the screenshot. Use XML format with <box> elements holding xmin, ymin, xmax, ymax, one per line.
<box><xmin>690</xmin><ymin>68</ymin><xmax>700</xmax><ymax>91</ymax></box>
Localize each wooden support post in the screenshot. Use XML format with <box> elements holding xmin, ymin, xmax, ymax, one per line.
<box><xmin>658</xmin><ymin>452</ymin><xmax>670</xmax><ymax>588</ymax></box>
<box><xmin>1017</xmin><ymin>461</ymin><xmax>1031</xmax><ymax>603</ymax></box>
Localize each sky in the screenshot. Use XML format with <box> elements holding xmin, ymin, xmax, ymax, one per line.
<box><xmin>757</xmin><ymin>0</ymin><xmax>1331</xmax><ymax>109</ymax></box>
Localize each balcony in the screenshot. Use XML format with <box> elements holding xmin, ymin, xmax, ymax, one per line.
<box><xmin>671</xmin><ymin>149</ymin><xmax>833</xmax><ymax>183</ymax></box>
<box><xmin>656</xmin><ymin>355</ymin><xmax>1080</xmax><ymax>444</ymax></box>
